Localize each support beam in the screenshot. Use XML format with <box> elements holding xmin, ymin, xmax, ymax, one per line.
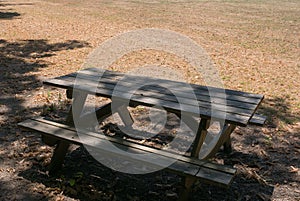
<box><xmin>191</xmin><ymin>118</ymin><xmax>210</xmax><ymax>158</ymax></box>
<box><xmin>48</xmin><ymin>141</ymin><xmax>70</xmax><ymax>174</ymax></box>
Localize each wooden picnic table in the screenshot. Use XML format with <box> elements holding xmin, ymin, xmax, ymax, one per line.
<box><xmin>18</xmin><ymin>67</ymin><xmax>266</xmax><ymax>201</ymax></box>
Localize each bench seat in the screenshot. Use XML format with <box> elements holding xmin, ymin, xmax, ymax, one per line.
<box><xmin>18</xmin><ymin>117</ymin><xmax>236</xmax><ymax>188</ymax></box>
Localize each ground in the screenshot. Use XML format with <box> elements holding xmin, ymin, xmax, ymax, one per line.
<box><xmin>0</xmin><ymin>0</ymin><xmax>300</xmax><ymax>200</ymax></box>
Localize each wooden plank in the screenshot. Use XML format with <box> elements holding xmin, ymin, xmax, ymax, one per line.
<box><xmin>116</xmin><ymin>105</ymin><xmax>134</xmax><ymax>126</ymax></box>
<box><xmin>43</xmin><ymin>69</ymin><xmax>264</xmax><ymax>125</ymax></box>
<box><xmin>45</xmin><ymin>70</ymin><xmax>262</xmax><ymax>109</ymax></box>
<box><xmin>137</xmin><ymin>85</ymin><xmax>258</xmax><ymax>110</ymax></box>
<box><xmin>52</xmin><ymin>75</ymin><xmax>256</xmax><ymax>116</ymax></box>
<box><xmin>49</xmin><ymin>70</ymin><xmax>264</xmax><ymax>110</ymax></box>
<box><xmin>196</xmin><ymin>167</ymin><xmax>234</xmax><ymax>187</ymax></box>
<box><xmin>48</xmin><ymin>141</ymin><xmax>70</xmax><ymax>173</ymax></box>
<box><xmin>44</xmin><ymin>75</ymin><xmax>252</xmax><ymax>126</ymax></box>
<box><xmin>249</xmin><ymin>114</ymin><xmax>266</xmax><ymax>126</ymax></box>
<box><xmin>191</xmin><ymin>119</ymin><xmax>210</xmax><ymax>157</ymax></box>
<box><xmin>114</xmin><ymin>94</ymin><xmax>251</xmax><ymax>126</ymax></box>
<box><xmin>168</xmin><ymin>161</ymin><xmax>199</xmax><ymax>176</ymax></box>
<box><xmin>18</xmin><ymin>118</ymin><xmax>235</xmax><ymax>186</ymax></box>
<box><xmin>18</xmin><ymin>117</ymin><xmax>236</xmax><ymax>175</ymax></box>
<box><xmin>65</xmin><ymin>69</ymin><xmax>263</xmax><ymax>105</ymax></box>
<box><xmin>77</xmin><ymin>68</ymin><xmax>263</xmax><ymax>99</ymax></box>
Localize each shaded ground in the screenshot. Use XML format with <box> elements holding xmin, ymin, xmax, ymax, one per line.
<box><xmin>0</xmin><ymin>0</ymin><xmax>299</xmax><ymax>200</ymax></box>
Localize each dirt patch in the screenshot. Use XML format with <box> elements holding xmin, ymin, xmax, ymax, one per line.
<box><xmin>0</xmin><ymin>0</ymin><xmax>299</xmax><ymax>200</ymax></box>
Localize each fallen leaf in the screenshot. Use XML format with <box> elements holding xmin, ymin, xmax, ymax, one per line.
<box><xmin>290</xmin><ymin>166</ymin><xmax>299</xmax><ymax>173</ymax></box>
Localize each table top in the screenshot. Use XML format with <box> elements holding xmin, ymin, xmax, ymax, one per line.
<box><xmin>44</xmin><ymin>68</ymin><xmax>264</xmax><ymax>127</ymax></box>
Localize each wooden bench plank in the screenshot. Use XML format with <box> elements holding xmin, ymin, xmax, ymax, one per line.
<box><xmin>249</xmin><ymin>113</ymin><xmax>267</xmax><ymax>126</ymax></box>
<box><xmin>18</xmin><ymin>117</ymin><xmax>235</xmax><ymax>187</ymax></box>
<box><xmin>24</xmin><ymin>117</ymin><xmax>236</xmax><ymax>174</ymax></box>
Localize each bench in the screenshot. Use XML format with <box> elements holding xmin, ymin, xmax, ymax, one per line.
<box><xmin>18</xmin><ymin>68</ymin><xmax>266</xmax><ymax>200</ymax></box>
<box><xmin>18</xmin><ymin>117</ymin><xmax>236</xmax><ymax>187</ymax></box>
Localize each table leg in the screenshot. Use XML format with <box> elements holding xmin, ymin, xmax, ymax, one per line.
<box><xmin>199</xmin><ymin>124</ymin><xmax>236</xmax><ymax>159</ymax></box>
<box><xmin>116</xmin><ymin>105</ymin><xmax>134</xmax><ymax>127</ymax></box>
<box><xmin>178</xmin><ymin>176</ymin><xmax>197</xmax><ymax>201</ymax></box>
<box><xmin>191</xmin><ymin>118</ymin><xmax>210</xmax><ymax>157</ymax></box>
<box><xmin>176</xmin><ymin>119</ymin><xmax>236</xmax><ymax>200</ymax></box>
<box><xmin>223</xmin><ymin>136</ymin><xmax>232</xmax><ymax>153</ymax></box>
<box><xmin>48</xmin><ymin>141</ymin><xmax>70</xmax><ymax>174</ymax></box>
<box><xmin>176</xmin><ymin>118</ymin><xmax>210</xmax><ymax>201</ymax></box>
<box><xmin>42</xmin><ymin>135</ymin><xmax>58</xmax><ymax>146</ymax></box>
<box><xmin>65</xmin><ymin>90</ymin><xmax>88</xmax><ymax>126</ymax></box>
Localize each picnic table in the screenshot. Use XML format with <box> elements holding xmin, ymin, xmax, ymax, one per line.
<box><xmin>18</xmin><ymin>68</ymin><xmax>266</xmax><ymax>201</ymax></box>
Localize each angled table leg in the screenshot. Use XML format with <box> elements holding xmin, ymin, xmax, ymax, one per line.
<box><xmin>116</xmin><ymin>104</ymin><xmax>134</xmax><ymax>127</ymax></box>
<box><xmin>222</xmin><ymin>124</ymin><xmax>237</xmax><ymax>154</ymax></box>
<box><xmin>65</xmin><ymin>90</ymin><xmax>89</xmax><ymax>126</ymax></box>
<box><xmin>178</xmin><ymin>176</ymin><xmax>197</xmax><ymax>201</ymax></box>
<box><xmin>178</xmin><ymin>118</ymin><xmax>210</xmax><ymax>201</ymax></box>
<box><xmin>191</xmin><ymin>119</ymin><xmax>211</xmax><ymax>157</ymax></box>
<box><xmin>205</xmin><ymin>124</ymin><xmax>236</xmax><ymax>157</ymax></box>
<box><xmin>48</xmin><ymin>141</ymin><xmax>70</xmax><ymax>174</ymax></box>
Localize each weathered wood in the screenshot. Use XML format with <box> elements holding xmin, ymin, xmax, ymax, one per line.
<box><xmin>95</xmin><ymin>102</ymin><xmax>113</xmax><ymax>122</ymax></box>
<box><xmin>28</xmin><ymin>116</ymin><xmax>237</xmax><ymax>174</ymax></box>
<box><xmin>65</xmin><ymin>91</ymin><xmax>88</xmax><ymax>126</ymax></box>
<box><xmin>73</xmin><ymin>68</ymin><xmax>263</xmax><ymax>99</ymax></box>
<box><xmin>201</xmin><ymin>124</ymin><xmax>236</xmax><ymax>159</ymax></box>
<box><xmin>66</xmin><ymin>89</ymin><xmax>73</xmax><ymax>99</ymax></box>
<box><xmin>58</xmin><ymin>73</ymin><xmax>261</xmax><ymax>111</ymax></box>
<box><xmin>116</xmin><ymin>105</ymin><xmax>134</xmax><ymax>126</ymax></box>
<box><xmin>77</xmin><ymin>102</ymin><xmax>134</xmax><ymax>127</ymax></box>
<box><xmin>48</xmin><ymin>141</ymin><xmax>70</xmax><ymax>174</ymax></box>
<box><xmin>78</xmin><ymin>103</ymin><xmax>112</xmax><ymax>127</ymax></box>
<box><xmin>20</xmin><ymin>68</ymin><xmax>266</xmax><ymax>201</ymax></box>
<box><xmin>53</xmin><ymin>74</ymin><xmax>259</xmax><ymax>116</ymax></box>
<box><xmin>223</xmin><ymin>137</ymin><xmax>232</xmax><ymax>154</ymax></box>
<box><xmin>249</xmin><ymin>113</ymin><xmax>266</xmax><ymax>125</ymax></box>
<box><xmin>19</xmin><ymin>117</ymin><xmax>234</xmax><ymax>172</ymax></box>
<box><xmin>178</xmin><ymin>176</ymin><xmax>197</xmax><ymax>201</ymax></box>
<box><xmin>191</xmin><ymin>118</ymin><xmax>210</xmax><ymax>158</ymax></box>
<box><xmin>43</xmin><ymin>68</ymin><xmax>265</xmax><ymax>127</ymax></box>
<box><xmin>41</xmin><ymin>135</ymin><xmax>58</xmax><ymax>146</ymax></box>
<box><xmin>18</xmin><ymin>117</ymin><xmax>236</xmax><ymax>187</ymax></box>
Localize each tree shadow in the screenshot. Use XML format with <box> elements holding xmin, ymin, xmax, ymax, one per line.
<box><xmin>0</xmin><ymin>179</ymin><xmax>49</xmax><ymax>201</ymax></box>
<box><xmin>0</xmin><ymin>11</ymin><xmax>20</xmax><ymax>19</ymax></box>
<box><xmin>0</xmin><ymin>39</ymin><xmax>89</xmax><ymax>134</ymax></box>
<box><xmin>18</xmin><ymin>143</ymin><xmax>277</xmax><ymax>201</ymax></box>
<box><xmin>0</xmin><ymin>0</ymin><xmax>25</xmax><ymax>19</ymax></box>
<box><xmin>0</xmin><ymin>38</ymin><xmax>89</xmax><ymax>200</ymax></box>
<box><xmin>258</xmin><ymin>96</ymin><xmax>300</xmax><ymax>127</ymax></box>
<box><xmin>219</xmin><ymin>110</ymin><xmax>300</xmax><ymax>200</ymax></box>
<box><xmin>235</xmin><ymin>128</ymin><xmax>299</xmax><ymax>181</ymax></box>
